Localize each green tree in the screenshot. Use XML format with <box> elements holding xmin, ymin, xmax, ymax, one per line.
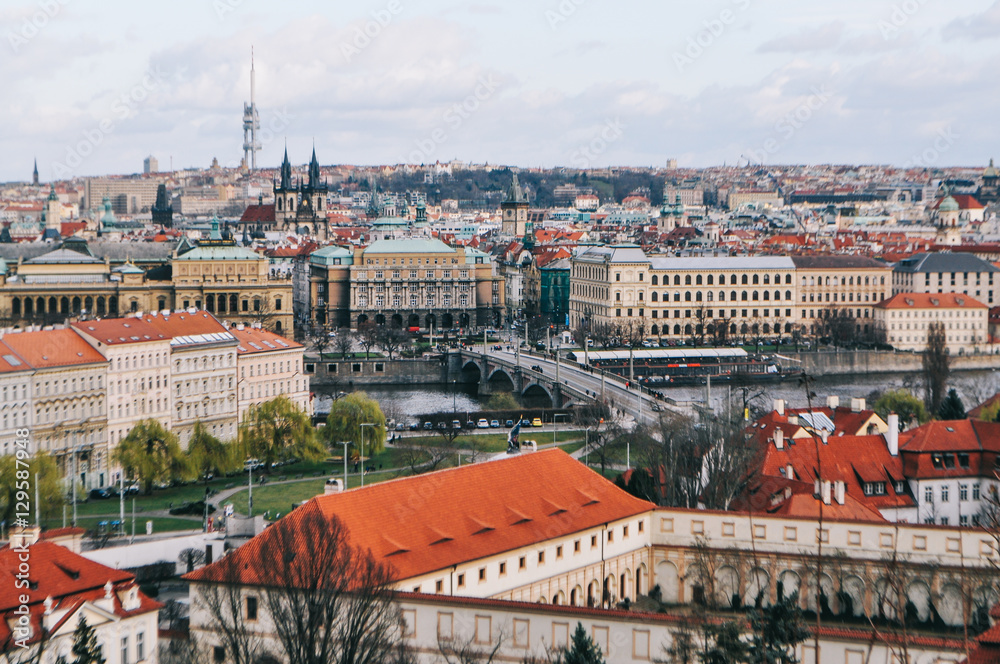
<box><xmin>873</xmin><ymin>389</ymin><xmax>929</xmax><ymax>431</ymax></box>
<box><xmin>560</xmin><ymin>623</ymin><xmax>604</xmax><ymax>664</ymax></box>
<box><xmin>485</xmin><ymin>392</ymin><xmax>519</xmax><ymax>411</ymax></box>
<box><xmin>113</xmin><ymin>420</ymin><xmax>190</xmax><ymax>495</ymax></box>
<box><xmin>70</xmin><ymin>615</ymin><xmax>106</xmax><ymax>664</ymax></box>
<box><xmin>322</xmin><ymin>391</ymin><xmax>388</xmax><ymax>456</ymax></box>
<box><xmin>0</xmin><ymin>452</ymin><xmax>65</xmax><ymax>526</ymax></box>
<box><xmin>922</xmin><ymin>322</ymin><xmax>950</xmax><ymax>414</ymax></box>
<box><xmin>748</xmin><ymin>593</ymin><xmax>809</xmax><ymax>664</ymax></box>
<box><xmin>188</xmin><ymin>422</ymin><xmax>238</xmax><ymax>487</ymax></box>
<box><xmin>240</xmin><ymin>396</ymin><xmax>324</xmax><ymax>473</ymax></box>
<box><xmin>700</xmin><ymin>621</ymin><xmax>748</xmax><ymax>664</ymax></box>
<box><xmin>938</xmin><ymin>388</ymin><xmax>967</xmax><ymax>420</ymax></box>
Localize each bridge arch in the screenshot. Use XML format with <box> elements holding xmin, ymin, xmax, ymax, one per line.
<box><xmin>460</xmin><ymin>360</ymin><xmax>482</xmax><ymax>386</ymax></box>
<box><xmin>522</xmin><ymin>382</ymin><xmax>553</xmax><ymax>408</ymax></box>
<box><xmin>487</xmin><ymin>368</ymin><xmax>516</xmax><ymax>393</ymax></box>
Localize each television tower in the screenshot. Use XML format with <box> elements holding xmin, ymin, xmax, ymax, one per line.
<box><xmin>242</xmin><ymin>48</ymin><xmax>261</xmax><ymax>170</ymax></box>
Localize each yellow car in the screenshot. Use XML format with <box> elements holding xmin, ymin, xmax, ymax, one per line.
<box><xmin>531</xmin><ymin>418</ymin><xmax>542</xmax><ymax>427</ymax></box>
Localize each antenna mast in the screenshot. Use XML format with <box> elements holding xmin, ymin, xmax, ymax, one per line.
<box><xmin>242</xmin><ymin>47</ymin><xmax>261</xmax><ymax>170</ymax></box>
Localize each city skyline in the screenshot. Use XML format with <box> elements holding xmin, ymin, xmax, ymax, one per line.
<box><xmin>4</xmin><ymin>0</ymin><xmax>1000</xmax><ymax>182</ymax></box>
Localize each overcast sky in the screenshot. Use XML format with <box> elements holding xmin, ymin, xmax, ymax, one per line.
<box><xmin>4</xmin><ymin>0</ymin><xmax>1000</xmax><ymax>182</ymax></box>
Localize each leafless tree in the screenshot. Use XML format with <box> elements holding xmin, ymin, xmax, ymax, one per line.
<box><xmin>690</xmin><ymin>308</ymin><xmax>709</xmax><ymax>347</ymax></box>
<box><xmin>248</xmin><ymin>296</ymin><xmax>278</xmax><ymax>331</ymax></box>
<box><xmin>257</xmin><ymin>505</ymin><xmax>404</xmax><ymax>664</ymax></box>
<box><xmin>311</xmin><ymin>325</ymin><xmax>333</xmax><ymax>359</ymax></box>
<box><xmin>437</xmin><ymin>629</ymin><xmax>506</xmax><ymax>664</ymax></box>
<box><xmin>377</xmin><ymin>326</ymin><xmax>410</xmax><ymax>360</ymax></box>
<box><xmin>334</xmin><ymin>329</ymin><xmax>355</xmax><ymax>359</ymax></box>
<box><xmin>192</xmin><ymin>567</ymin><xmax>270</xmax><ymax>664</ymax></box>
<box><xmin>591</xmin><ymin>321</ymin><xmax>617</xmax><ymax>350</ymax></box>
<box><xmin>357</xmin><ymin>321</ymin><xmax>381</xmax><ymax>359</ymax></box>
<box><xmin>697</xmin><ymin>407</ymin><xmax>765</xmax><ymax>511</ymax></box>
<box><xmin>632</xmin><ymin>414</ymin><xmax>702</xmax><ymax>508</ymax></box>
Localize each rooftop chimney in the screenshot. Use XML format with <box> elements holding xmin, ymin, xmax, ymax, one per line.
<box><xmin>827</xmin><ymin>395</ymin><xmax>840</xmax><ymax>409</ymax></box>
<box><xmin>774</xmin><ymin>399</ymin><xmax>785</xmax><ymax>416</ymax></box>
<box><xmin>851</xmin><ymin>397</ymin><xmax>866</xmax><ymax>413</ymax></box>
<box><xmin>886</xmin><ymin>413</ymin><xmax>899</xmax><ymax>456</ymax></box>
<box><xmin>785</xmin><ymin>463</ymin><xmax>794</xmax><ymax>480</ymax></box>
<box><xmin>835</xmin><ymin>481</ymin><xmax>846</xmax><ymax>505</ymax></box>
<box><xmin>820</xmin><ymin>430</ymin><xmax>829</xmax><ymax>444</ymax></box>
<box><xmin>774</xmin><ymin>428</ymin><xmax>784</xmax><ymax>450</ymax></box>
<box><xmin>822</xmin><ymin>480</ymin><xmax>832</xmax><ymax>505</ymax></box>
<box><xmin>324</xmin><ymin>478</ymin><xmax>344</xmax><ymax>495</ymax></box>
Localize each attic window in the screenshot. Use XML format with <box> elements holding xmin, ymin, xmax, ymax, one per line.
<box><xmin>958</xmin><ymin>453</ymin><xmax>970</xmax><ymax>468</ymax></box>
<box><xmin>943</xmin><ymin>454</ymin><xmax>955</xmax><ymax>469</ymax></box>
<box><xmin>55</xmin><ymin>563</ymin><xmax>80</xmax><ymax>580</ymax></box>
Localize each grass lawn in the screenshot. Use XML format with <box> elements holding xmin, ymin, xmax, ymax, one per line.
<box><xmin>404</xmin><ymin>430</ymin><xmax>585</xmax><ymax>453</ymax></box>
<box><xmin>225</xmin><ymin>469</ymin><xmax>402</xmax><ymax>517</ymax></box>
<box><xmin>69</xmin><ymin>515</ymin><xmax>204</xmax><ymax>534</ymax></box>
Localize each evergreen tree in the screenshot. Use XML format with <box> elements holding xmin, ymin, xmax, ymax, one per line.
<box><xmin>938</xmin><ymin>388</ymin><xmax>967</xmax><ymax>420</ymax></box>
<box><xmin>700</xmin><ymin>621</ymin><xmax>748</xmax><ymax>664</ymax></box>
<box><xmin>561</xmin><ymin>623</ymin><xmax>604</xmax><ymax>664</ymax></box>
<box><xmin>748</xmin><ymin>592</ymin><xmax>810</xmax><ymax>664</ymax></box>
<box><xmin>71</xmin><ymin>615</ymin><xmax>106</xmax><ymax>664</ymax></box>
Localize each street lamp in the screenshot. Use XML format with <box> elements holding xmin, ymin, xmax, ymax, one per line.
<box><xmin>359</xmin><ymin>423</ymin><xmax>375</xmax><ymax>487</ymax></box>
<box><xmin>340</xmin><ymin>441</ymin><xmax>350</xmax><ymax>489</ymax></box>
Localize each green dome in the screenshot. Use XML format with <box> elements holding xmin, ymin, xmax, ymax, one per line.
<box><xmin>985</xmin><ymin>158</ymin><xmax>998</xmax><ymax>178</ymax></box>
<box><xmin>939</xmin><ymin>195</ymin><xmax>960</xmax><ymax>213</ymax></box>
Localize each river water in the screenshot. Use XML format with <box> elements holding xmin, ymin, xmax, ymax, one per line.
<box><xmin>313</xmin><ymin>369</ymin><xmax>1000</xmax><ymax>420</ymax></box>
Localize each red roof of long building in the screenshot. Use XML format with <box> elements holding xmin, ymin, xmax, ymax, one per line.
<box><xmin>186</xmin><ymin>449</ymin><xmax>655</xmax><ymax>586</ymax></box>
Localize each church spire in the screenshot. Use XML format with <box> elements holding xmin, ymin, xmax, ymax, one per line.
<box><xmin>506</xmin><ymin>172</ymin><xmax>527</xmax><ymax>204</ymax></box>
<box><xmin>308</xmin><ymin>144</ymin><xmax>321</xmax><ymax>188</ymax></box>
<box><xmin>279</xmin><ymin>144</ymin><xmax>292</xmax><ymax>189</ymax></box>
<box><xmin>32</xmin><ymin>158</ymin><xmax>38</xmax><ymax>186</ymax></box>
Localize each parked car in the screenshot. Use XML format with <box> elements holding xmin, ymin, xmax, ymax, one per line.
<box><xmin>423</xmin><ymin>422</ymin><xmax>433</xmax><ymax>430</ymax></box>
<box><xmin>437</xmin><ymin>421</ymin><xmax>448</xmax><ymax>430</ymax></box>
<box><xmin>395</xmin><ymin>422</ymin><xmax>406</xmax><ymax>431</ymax></box>
<box><xmin>452</xmin><ymin>420</ymin><xmax>462</xmax><ymax>430</ymax></box>
<box><xmin>244</xmin><ymin>458</ymin><xmax>262</xmax><ymax>472</ymax></box>
<box><xmin>478</xmin><ymin>418</ymin><xmax>490</xmax><ymax>429</ymax></box>
<box><xmin>465</xmin><ymin>420</ymin><xmax>477</xmax><ymax>429</ymax></box>
<box><xmin>409</xmin><ymin>422</ymin><xmax>419</xmax><ymax>431</ymax></box>
<box><xmin>490</xmin><ymin>420</ymin><xmax>500</xmax><ymax>428</ymax></box>
<box><xmin>89</xmin><ymin>487</ymin><xmax>116</xmax><ymax>500</ymax></box>
<box><xmin>505</xmin><ymin>419</ymin><xmax>514</xmax><ymax>427</ymax></box>
<box><xmin>123</xmin><ymin>481</ymin><xmax>140</xmax><ymax>496</ymax></box>
<box><xmin>532</xmin><ymin>418</ymin><xmax>543</xmax><ymax>427</ymax></box>
<box><xmin>521</xmin><ymin>419</ymin><xmax>532</xmax><ymax>427</ymax></box>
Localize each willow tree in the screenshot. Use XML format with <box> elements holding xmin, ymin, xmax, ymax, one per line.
<box><xmin>323</xmin><ymin>392</ymin><xmax>387</xmax><ymax>456</ymax></box>
<box><xmin>240</xmin><ymin>396</ymin><xmax>324</xmax><ymax>472</ymax></box>
<box><xmin>113</xmin><ymin>419</ymin><xmax>190</xmax><ymax>495</ymax></box>
<box><xmin>188</xmin><ymin>422</ymin><xmax>238</xmax><ymax>487</ymax></box>
<box><xmin>0</xmin><ymin>452</ymin><xmax>65</xmax><ymax>525</ymax></box>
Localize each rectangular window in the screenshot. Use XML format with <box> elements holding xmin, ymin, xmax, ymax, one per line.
<box><xmin>961</xmin><ymin>484</ymin><xmax>969</xmax><ymax>501</ymax></box>
<box><xmin>518</xmin><ymin>556</ymin><xmax>526</xmax><ymax>570</ymax></box>
<box><xmin>538</xmin><ymin>551</ymin><xmax>545</xmax><ymax>564</ymax></box>
<box><xmin>136</xmin><ymin>632</ymin><xmax>144</xmax><ymax>661</ymax></box>
<box><xmin>246</xmin><ymin>596</ymin><xmax>258</xmax><ymax>621</ymax></box>
<box><xmin>974</xmin><ymin>484</ymin><xmax>981</xmax><ymax>500</ymax></box>
<box><xmin>574</xmin><ymin>539</ymin><xmax>580</xmax><ymax>553</ymax></box>
<box><xmin>591</xmin><ymin>534</ymin><xmax>597</xmax><ymax>548</ymax></box>
<box><xmin>924</xmin><ymin>486</ymin><xmax>933</xmax><ymax>503</ymax></box>
<box><xmin>213</xmin><ymin>646</ymin><xmax>225</xmax><ymax>663</ymax></box>
<box><xmin>457</xmin><ymin>573</ymin><xmax>465</xmax><ymax>588</ymax></box>
<box><xmin>479</xmin><ymin>567</ymin><xmax>486</xmax><ymax>581</ymax></box>
<box><xmin>122</xmin><ymin>637</ymin><xmax>129</xmax><ymax>664</ymax></box>
<box><xmin>436</xmin><ymin>579</ymin><xmax>444</xmax><ymax>593</ymax></box>
<box><xmin>941</xmin><ymin>485</ymin><xmax>950</xmax><ymax>502</ymax></box>
<box><xmin>499</xmin><ymin>562</ymin><xmax>506</xmax><ymax>575</ymax></box>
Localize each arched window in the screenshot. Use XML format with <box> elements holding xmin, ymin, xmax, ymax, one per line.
<box><xmin>651</xmin><ymin>275</ymin><xmax>658</xmax><ymax>286</ymax></box>
<box><xmin>685</xmin><ymin>292</ymin><xmax>692</xmax><ymax>302</ymax></box>
<box><xmin>674</xmin><ymin>275</ymin><xmax>681</xmax><ymax>285</ymax></box>
<box><xmin>786</xmin><ymin>274</ymin><xmax>792</xmax><ymax>284</ymax></box>
<box><xmin>742</xmin><ymin>291</ymin><xmax>748</xmax><ymax>301</ymax></box>
<box><xmin>731</xmin><ymin>291</ymin><xmax>737</xmax><ymax>301</ymax></box>
<box><xmin>651</xmin><ymin>292</ymin><xmax>658</xmax><ymax>302</ymax></box>
<box><xmin>695</xmin><ymin>291</ymin><xmax>702</xmax><ymax>302</ymax></box>
<box><xmin>685</xmin><ymin>275</ymin><xmax>692</xmax><ymax>285</ymax></box>
<box><xmin>674</xmin><ymin>324</ymin><xmax>681</xmax><ymax>335</ymax></box>
<box><xmin>742</xmin><ymin>275</ymin><xmax>748</xmax><ymax>285</ymax></box>
<box><xmin>696</xmin><ymin>275</ymin><xmax>702</xmax><ymax>285</ymax></box>
<box><xmin>707</xmin><ymin>291</ymin><xmax>714</xmax><ymax>302</ymax></box>
<box><xmin>719</xmin><ymin>291</ymin><xmax>726</xmax><ymax>301</ymax></box>
<box><xmin>786</xmin><ymin>290</ymin><xmax>792</xmax><ymax>301</ymax></box>
<box><xmin>752</xmin><ymin>274</ymin><xmax>759</xmax><ymax>285</ymax></box>
<box><xmin>731</xmin><ymin>275</ymin><xmax>738</xmax><ymax>285</ymax></box>
<box><xmin>638</xmin><ymin>291</ymin><xmax>644</xmax><ymax>301</ymax></box>
<box><xmin>774</xmin><ymin>290</ymin><xmax>780</xmax><ymax>301</ymax></box>
<box><xmin>763</xmin><ymin>291</ymin><xmax>770</xmax><ymax>301</ymax></box>
<box><xmin>674</xmin><ymin>292</ymin><xmax>681</xmax><ymax>302</ymax></box>
<box><xmin>707</xmin><ymin>275</ymin><xmax>714</xmax><ymax>285</ymax></box>
<box><xmin>763</xmin><ymin>274</ymin><xmax>770</xmax><ymax>285</ymax></box>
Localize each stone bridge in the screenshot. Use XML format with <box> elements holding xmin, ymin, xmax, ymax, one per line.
<box><xmin>448</xmin><ymin>350</ymin><xmax>594</xmax><ymax>409</ymax></box>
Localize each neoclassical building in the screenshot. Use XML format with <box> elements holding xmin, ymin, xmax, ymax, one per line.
<box><xmin>0</xmin><ymin>233</ymin><xmax>294</xmax><ymax>334</ymax></box>
<box><xmin>309</xmin><ymin>238</ymin><xmax>504</xmax><ymax>330</ymax></box>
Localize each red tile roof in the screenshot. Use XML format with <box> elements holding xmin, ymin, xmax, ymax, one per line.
<box><xmin>186</xmin><ymin>449</ymin><xmax>654</xmax><ymax>585</ymax></box>
<box><xmin>731</xmin><ymin>476</ymin><xmax>886</xmax><ymax>523</ymax></box>
<box><xmin>71</xmin><ymin>318</ymin><xmax>169</xmax><ymax>346</ymax></box>
<box><xmin>0</xmin><ymin>541</ymin><xmax>160</xmax><ymax>646</ymax></box>
<box><xmin>230</xmin><ymin>326</ymin><xmax>302</xmax><ymax>354</ymax></box>
<box><xmin>240</xmin><ymin>204</ymin><xmax>275</xmax><ymax>223</ymax></box>
<box><xmin>876</xmin><ymin>292</ymin><xmax>987</xmax><ymax>310</ymax></box>
<box><xmin>0</xmin><ymin>329</ymin><xmax>107</xmax><ymax>369</ymax></box>
<box><xmin>138</xmin><ymin>310</ymin><xmax>231</xmax><ymax>339</ymax></box>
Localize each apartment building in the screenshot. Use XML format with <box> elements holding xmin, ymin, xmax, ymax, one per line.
<box><xmin>0</xmin><ymin>350</ymin><xmax>32</xmax><ymax>457</ymax></box>
<box><xmin>231</xmin><ymin>324</ymin><xmax>311</xmax><ymax>420</ymax></box>
<box><xmin>791</xmin><ymin>255</ymin><xmax>892</xmax><ymax>336</ymax></box>
<box><xmin>875</xmin><ymin>292</ymin><xmax>988</xmax><ymax>353</ymax></box>
<box><xmin>140</xmin><ymin>310</ymin><xmax>239</xmax><ymax>444</ymax></box>
<box><xmin>570</xmin><ymin>245</ymin><xmax>796</xmax><ymax>340</ymax></box>
<box><xmin>71</xmin><ymin>318</ymin><xmax>173</xmax><ymax>459</ymax></box>
<box><xmin>1</xmin><ymin>329</ymin><xmax>108</xmax><ymax>488</ymax></box>
<box><xmin>892</xmin><ymin>252</ymin><xmax>999</xmax><ymax>306</ymax></box>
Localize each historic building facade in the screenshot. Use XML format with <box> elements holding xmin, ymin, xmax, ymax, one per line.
<box><xmin>791</xmin><ymin>255</ymin><xmax>892</xmax><ymax>337</ymax></box>
<box><xmin>309</xmin><ymin>238</ymin><xmax>505</xmax><ymax>331</ymax></box>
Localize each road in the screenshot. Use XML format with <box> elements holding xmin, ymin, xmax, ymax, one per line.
<box><xmin>473</xmin><ymin>345</ymin><xmax>680</xmax><ymax>428</ymax></box>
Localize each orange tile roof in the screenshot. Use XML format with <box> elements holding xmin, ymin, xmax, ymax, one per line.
<box><xmin>230</xmin><ymin>326</ymin><xmax>301</xmax><ymax>354</ymax></box>
<box><xmin>0</xmin><ymin>328</ymin><xmax>107</xmax><ymax>369</ymax></box>
<box><xmin>71</xmin><ymin>318</ymin><xmax>169</xmax><ymax>345</ymax></box>
<box><xmin>138</xmin><ymin>310</ymin><xmax>231</xmax><ymax>339</ymax></box>
<box><xmin>732</xmin><ymin>476</ymin><xmax>886</xmax><ymax>523</ymax></box>
<box><xmin>186</xmin><ymin>449</ymin><xmax>654</xmax><ymax>586</ymax></box>
<box><xmin>876</xmin><ymin>292</ymin><xmax>987</xmax><ymax>310</ymax></box>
